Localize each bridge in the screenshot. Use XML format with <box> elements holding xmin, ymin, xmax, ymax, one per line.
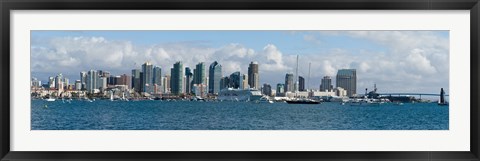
<box><xmin>377</xmin><ymin>93</ymin><xmax>449</xmax><ymax>99</ymax></box>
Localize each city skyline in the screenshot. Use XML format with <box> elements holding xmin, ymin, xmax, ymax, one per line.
<box><xmin>31</xmin><ymin>31</ymin><xmax>449</xmax><ymax>93</ymax></box>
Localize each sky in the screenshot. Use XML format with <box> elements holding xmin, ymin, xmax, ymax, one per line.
<box><xmin>31</xmin><ymin>30</ymin><xmax>449</xmax><ymax>94</ymax></box>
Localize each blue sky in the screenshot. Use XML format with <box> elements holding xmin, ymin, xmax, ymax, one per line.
<box><xmin>31</xmin><ymin>30</ymin><xmax>449</xmax><ymax>94</ymax></box>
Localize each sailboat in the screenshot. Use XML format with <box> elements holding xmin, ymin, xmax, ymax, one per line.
<box><xmin>110</xmin><ymin>91</ymin><xmax>114</xmax><ymax>101</ymax></box>
<box><xmin>438</xmin><ymin>88</ymin><xmax>448</xmax><ymax>106</ymax></box>
<box><xmin>286</xmin><ymin>55</ymin><xmax>320</xmax><ymax>104</ymax></box>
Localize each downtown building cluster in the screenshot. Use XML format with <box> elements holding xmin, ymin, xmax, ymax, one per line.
<box><xmin>31</xmin><ymin>60</ymin><xmax>357</xmax><ymax>99</ymax></box>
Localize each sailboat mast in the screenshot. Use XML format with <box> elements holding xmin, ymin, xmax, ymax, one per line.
<box><xmin>307</xmin><ymin>62</ymin><xmax>311</xmax><ymax>91</ymax></box>
<box><xmin>295</xmin><ymin>55</ymin><xmax>299</xmax><ymax>92</ymax></box>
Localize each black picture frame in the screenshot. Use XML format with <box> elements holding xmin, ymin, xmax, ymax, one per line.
<box><xmin>1</xmin><ymin>0</ymin><xmax>479</xmax><ymax>160</ymax></box>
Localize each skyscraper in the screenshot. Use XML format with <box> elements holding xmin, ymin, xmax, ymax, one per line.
<box><xmin>336</xmin><ymin>69</ymin><xmax>357</xmax><ymax>97</ymax></box>
<box><xmin>208</xmin><ymin>61</ymin><xmax>222</xmax><ymax>94</ymax></box>
<box><xmin>80</xmin><ymin>71</ymin><xmax>87</xmax><ymax>90</ymax></box>
<box><xmin>194</xmin><ymin>62</ymin><xmax>206</xmax><ymax>85</ymax></box>
<box><xmin>320</xmin><ymin>76</ymin><xmax>333</xmax><ymax>92</ymax></box>
<box><xmin>142</xmin><ymin>62</ymin><xmax>154</xmax><ymax>94</ymax></box>
<box><xmin>164</xmin><ymin>74</ymin><xmax>171</xmax><ymax>94</ymax></box>
<box><xmin>131</xmin><ymin>69</ymin><xmax>141</xmax><ymax>93</ymax></box>
<box><xmin>276</xmin><ymin>83</ymin><xmax>285</xmax><ymax>96</ymax></box>
<box><xmin>171</xmin><ymin>62</ymin><xmax>184</xmax><ymax>95</ymax></box>
<box><xmin>75</xmin><ymin>80</ymin><xmax>82</xmax><ymax>91</ymax></box>
<box><xmin>241</xmin><ymin>74</ymin><xmax>248</xmax><ymax>89</ymax></box>
<box><xmin>118</xmin><ymin>74</ymin><xmax>131</xmax><ymax>89</ymax></box>
<box><xmin>55</xmin><ymin>73</ymin><xmax>63</xmax><ymax>90</ymax></box>
<box><xmin>31</xmin><ymin>78</ymin><xmax>40</xmax><ymax>88</ymax></box>
<box><xmin>185</xmin><ymin>67</ymin><xmax>193</xmax><ymax>94</ymax></box>
<box><xmin>220</xmin><ymin>76</ymin><xmax>229</xmax><ymax>89</ymax></box>
<box><xmin>229</xmin><ymin>72</ymin><xmax>241</xmax><ymax>89</ymax></box>
<box><xmin>153</xmin><ymin>66</ymin><xmax>162</xmax><ymax>88</ymax></box>
<box><xmin>284</xmin><ymin>73</ymin><xmax>294</xmax><ymax>93</ymax></box>
<box><xmin>48</xmin><ymin>77</ymin><xmax>55</xmax><ymax>89</ymax></box>
<box><xmin>98</xmin><ymin>77</ymin><xmax>107</xmax><ymax>91</ymax></box>
<box><xmin>298</xmin><ymin>76</ymin><xmax>305</xmax><ymax>91</ymax></box>
<box><xmin>248</xmin><ymin>62</ymin><xmax>259</xmax><ymax>89</ymax></box>
<box><xmin>86</xmin><ymin>70</ymin><xmax>98</xmax><ymax>94</ymax></box>
<box><xmin>262</xmin><ymin>83</ymin><xmax>272</xmax><ymax>96</ymax></box>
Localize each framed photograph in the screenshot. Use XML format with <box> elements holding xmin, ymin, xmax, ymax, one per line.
<box><xmin>1</xmin><ymin>0</ymin><xmax>479</xmax><ymax>160</ymax></box>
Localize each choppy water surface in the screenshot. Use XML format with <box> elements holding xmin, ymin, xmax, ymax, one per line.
<box><xmin>31</xmin><ymin>100</ymin><xmax>448</xmax><ymax>130</ymax></box>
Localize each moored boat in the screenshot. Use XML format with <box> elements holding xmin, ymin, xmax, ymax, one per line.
<box><xmin>217</xmin><ymin>88</ymin><xmax>263</xmax><ymax>102</ymax></box>
<box><xmin>286</xmin><ymin>98</ymin><xmax>320</xmax><ymax>104</ymax></box>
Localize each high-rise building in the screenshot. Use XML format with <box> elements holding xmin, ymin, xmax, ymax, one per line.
<box><xmin>99</xmin><ymin>77</ymin><xmax>107</xmax><ymax>91</ymax></box>
<box><xmin>298</xmin><ymin>76</ymin><xmax>305</xmax><ymax>91</ymax></box>
<box><xmin>262</xmin><ymin>83</ymin><xmax>272</xmax><ymax>96</ymax></box>
<box><xmin>86</xmin><ymin>70</ymin><xmax>98</xmax><ymax>94</ymax></box>
<box><xmin>153</xmin><ymin>66</ymin><xmax>162</xmax><ymax>87</ymax></box>
<box><xmin>80</xmin><ymin>71</ymin><xmax>87</xmax><ymax>90</ymax></box>
<box><xmin>142</xmin><ymin>62</ymin><xmax>154</xmax><ymax>94</ymax></box>
<box><xmin>31</xmin><ymin>77</ymin><xmax>42</xmax><ymax>88</ymax></box>
<box><xmin>63</xmin><ymin>78</ymin><xmax>69</xmax><ymax>89</ymax></box>
<box><xmin>220</xmin><ymin>76</ymin><xmax>229</xmax><ymax>90</ymax></box>
<box><xmin>336</xmin><ymin>69</ymin><xmax>357</xmax><ymax>97</ymax></box>
<box><xmin>185</xmin><ymin>67</ymin><xmax>193</xmax><ymax>94</ymax></box>
<box><xmin>194</xmin><ymin>62</ymin><xmax>206</xmax><ymax>85</ymax></box>
<box><xmin>55</xmin><ymin>73</ymin><xmax>63</xmax><ymax>90</ymax></box>
<box><xmin>131</xmin><ymin>69</ymin><xmax>141</xmax><ymax>93</ymax></box>
<box><xmin>171</xmin><ymin>62</ymin><xmax>184</xmax><ymax>95</ymax></box>
<box><xmin>284</xmin><ymin>73</ymin><xmax>294</xmax><ymax>93</ymax></box>
<box><xmin>241</xmin><ymin>74</ymin><xmax>248</xmax><ymax>89</ymax></box>
<box><xmin>48</xmin><ymin>77</ymin><xmax>55</xmax><ymax>89</ymax></box>
<box><xmin>248</xmin><ymin>62</ymin><xmax>259</xmax><ymax>89</ymax></box>
<box><xmin>75</xmin><ymin>80</ymin><xmax>82</xmax><ymax>91</ymax></box>
<box><xmin>320</xmin><ymin>76</ymin><xmax>333</xmax><ymax>92</ymax></box>
<box><xmin>276</xmin><ymin>83</ymin><xmax>285</xmax><ymax>96</ymax></box>
<box><xmin>229</xmin><ymin>71</ymin><xmax>241</xmax><ymax>89</ymax></box>
<box><xmin>108</xmin><ymin>75</ymin><xmax>116</xmax><ymax>85</ymax></box>
<box><xmin>208</xmin><ymin>61</ymin><xmax>222</xmax><ymax>94</ymax></box>
<box><xmin>118</xmin><ymin>74</ymin><xmax>131</xmax><ymax>89</ymax></box>
<box><xmin>165</xmin><ymin>74</ymin><xmax>171</xmax><ymax>93</ymax></box>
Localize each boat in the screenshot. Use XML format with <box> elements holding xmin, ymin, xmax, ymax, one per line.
<box><xmin>45</xmin><ymin>98</ymin><xmax>55</xmax><ymax>102</ymax></box>
<box><xmin>217</xmin><ymin>88</ymin><xmax>263</xmax><ymax>102</ymax></box>
<box><xmin>438</xmin><ymin>88</ymin><xmax>449</xmax><ymax>106</ymax></box>
<box><xmin>110</xmin><ymin>91</ymin><xmax>114</xmax><ymax>101</ymax></box>
<box><xmin>191</xmin><ymin>96</ymin><xmax>205</xmax><ymax>101</ymax></box>
<box><xmin>286</xmin><ymin>98</ymin><xmax>320</xmax><ymax>104</ymax></box>
<box><xmin>256</xmin><ymin>96</ymin><xmax>274</xmax><ymax>103</ymax></box>
<box><xmin>349</xmin><ymin>84</ymin><xmax>389</xmax><ymax>106</ymax></box>
<box><xmin>286</xmin><ymin>99</ymin><xmax>320</xmax><ymax>104</ymax></box>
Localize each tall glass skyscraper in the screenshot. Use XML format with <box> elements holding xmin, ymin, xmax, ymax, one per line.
<box><xmin>131</xmin><ymin>69</ymin><xmax>141</xmax><ymax>93</ymax></box>
<box><xmin>248</xmin><ymin>62</ymin><xmax>259</xmax><ymax>89</ymax></box>
<box><xmin>320</xmin><ymin>76</ymin><xmax>333</xmax><ymax>92</ymax></box>
<box><xmin>80</xmin><ymin>71</ymin><xmax>87</xmax><ymax>90</ymax></box>
<box><xmin>86</xmin><ymin>70</ymin><xmax>97</xmax><ymax>94</ymax></box>
<box><xmin>171</xmin><ymin>61</ymin><xmax>184</xmax><ymax>95</ymax></box>
<box><xmin>194</xmin><ymin>62</ymin><xmax>206</xmax><ymax>85</ymax></box>
<box><xmin>185</xmin><ymin>67</ymin><xmax>193</xmax><ymax>94</ymax></box>
<box><xmin>336</xmin><ymin>69</ymin><xmax>357</xmax><ymax>97</ymax></box>
<box><xmin>208</xmin><ymin>61</ymin><xmax>222</xmax><ymax>94</ymax></box>
<box><xmin>284</xmin><ymin>73</ymin><xmax>294</xmax><ymax>93</ymax></box>
<box><xmin>298</xmin><ymin>76</ymin><xmax>305</xmax><ymax>91</ymax></box>
<box><xmin>229</xmin><ymin>71</ymin><xmax>241</xmax><ymax>89</ymax></box>
<box><xmin>142</xmin><ymin>62</ymin><xmax>154</xmax><ymax>94</ymax></box>
<box><xmin>262</xmin><ymin>83</ymin><xmax>272</xmax><ymax>96</ymax></box>
<box><xmin>276</xmin><ymin>83</ymin><xmax>285</xmax><ymax>96</ymax></box>
<box><xmin>153</xmin><ymin>66</ymin><xmax>162</xmax><ymax>87</ymax></box>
